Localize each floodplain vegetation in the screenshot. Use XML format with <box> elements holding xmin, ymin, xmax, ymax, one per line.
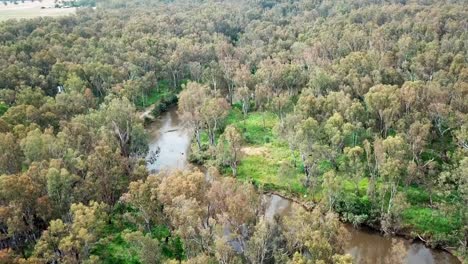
<box><xmin>0</xmin><ymin>0</ymin><xmax>466</xmax><ymax>263</ymax></box>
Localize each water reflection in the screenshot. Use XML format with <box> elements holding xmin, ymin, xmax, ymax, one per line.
<box><xmin>263</xmin><ymin>194</ymin><xmax>292</xmax><ymax>221</ymax></box>
<box><xmin>146</xmin><ymin>108</ymin><xmax>192</xmax><ymax>172</ymax></box>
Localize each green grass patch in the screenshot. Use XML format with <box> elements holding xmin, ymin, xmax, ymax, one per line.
<box><xmin>342</xmin><ymin>177</ymin><xmax>369</xmax><ymax>195</ymax></box>
<box><xmin>199</xmin><ymin>109</ymin><xmax>278</xmax><ymax>147</ymax></box>
<box><xmin>222</xmin><ymin>109</ymin><xmax>308</xmax><ymax>195</ymax></box>
<box><xmin>237</xmin><ymin>142</ymin><xmax>307</xmax><ymax>196</ymax></box>
<box><xmin>405</xmin><ymin>185</ymin><xmax>431</xmax><ymax>205</ymax></box>
<box><xmin>136</xmin><ymin>80</ymin><xmax>174</xmax><ymax>109</ymax></box>
<box><xmin>92</xmin><ymin>205</ymin><xmax>184</xmax><ymax>263</ymax></box>
<box><xmin>93</xmin><ymin>215</ymin><xmax>140</xmax><ymax>264</ymax></box>
<box><xmin>93</xmin><ymin>233</ymin><xmax>140</xmax><ymax>264</ymax></box>
<box><xmin>403</xmin><ymin>206</ymin><xmax>462</xmax><ymax>243</ymax></box>
<box><xmin>226</xmin><ymin>109</ymin><xmax>278</xmax><ymax>145</ymax></box>
<box><xmin>0</xmin><ymin>102</ymin><xmax>7</xmax><ymax>116</ymax></box>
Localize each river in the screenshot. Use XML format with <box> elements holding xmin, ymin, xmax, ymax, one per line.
<box><xmin>145</xmin><ymin>107</ymin><xmax>460</xmax><ymax>264</ymax></box>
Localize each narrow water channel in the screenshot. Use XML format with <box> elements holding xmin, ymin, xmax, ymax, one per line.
<box><xmin>146</xmin><ymin>108</ymin><xmax>191</xmax><ymax>172</ymax></box>
<box><xmin>145</xmin><ymin>107</ymin><xmax>460</xmax><ymax>264</ymax></box>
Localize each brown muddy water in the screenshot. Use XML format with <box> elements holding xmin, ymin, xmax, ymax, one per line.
<box><xmin>146</xmin><ymin>108</ymin><xmax>191</xmax><ymax>172</ymax></box>
<box><xmin>262</xmin><ymin>194</ymin><xmax>460</xmax><ymax>264</ymax></box>
<box><xmin>146</xmin><ymin>107</ymin><xmax>460</xmax><ymax>264</ymax></box>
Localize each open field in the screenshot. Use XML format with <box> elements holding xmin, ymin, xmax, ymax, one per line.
<box><xmin>0</xmin><ymin>0</ymin><xmax>75</xmax><ymax>21</ymax></box>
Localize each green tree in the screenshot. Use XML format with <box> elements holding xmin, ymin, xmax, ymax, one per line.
<box><xmin>123</xmin><ymin>231</ymin><xmax>162</xmax><ymax>264</ymax></box>
<box><xmin>0</xmin><ymin>174</ymin><xmax>43</xmax><ymax>255</ymax></box>
<box><xmin>377</xmin><ymin>135</ymin><xmax>409</xmax><ymax>232</ymax></box>
<box><xmin>216</xmin><ymin>125</ymin><xmax>243</xmax><ymax>176</ymax></box>
<box><xmin>364</xmin><ymin>85</ymin><xmax>401</xmax><ymax>137</ymax></box>
<box><xmin>20</xmin><ymin>128</ymin><xmax>61</xmax><ymax>164</ymax></box>
<box><xmin>33</xmin><ymin>201</ymin><xmax>108</xmax><ymax>263</ymax></box>
<box><xmin>270</xmin><ymin>93</ymin><xmax>291</xmax><ymax>124</ymax></box>
<box><xmin>201</xmin><ymin>97</ymin><xmax>230</xmax><ymax>146</ymax></box>
<box><xmin>102</xmin><ymin>97</ymin><xmax>148</xmax><ymax>157</ymax></box>
<box><xmin>122</xmin><ymin>176</ymin><xmax>163</xmax><ymax>231</ymax></box>
<box><xmin>254</xmin><ymin>83</ymin><xmax>272</xmax><ymax>130</ymax></box>
<box><xmin>46</xmin><ymin>166</ymin><xmax>77</xmax><ymax>216</ymax></box>
<box><xmin>85</xmin><ymin>143</ymin><xmax>126</xmax><ymax>205</ymax></box>
<box><xmin>178</xmin><ymin>82</ymin><xmax>209</xmax><ymax>149</ymax></box>
<box><xmin>245</xmin><ymin>218</ymin><xmax>275</xmax><ymax>264</ymax></box>
<box><xmin>321</xmin><ymin>170</ymin><xmax>342</xmax><ymax>210</ymax></box>
<box><xmin>296</xmin><ymin>117</ymin><xmax>322</xmax><ymax>187</ymax></box>
<box><xmin>283</xmin><ymin>207</ymin><xmax>349</xmax><ymax>263</ymax></box>
<box><xmin>0</xmin><ymin>133</ymin><xmax>23</xmax><ymax>174</ymax></box>
<box><xmin>236</xmin><ymin>85</ymin><xmax>251</xmax><ymax>120</ymax></box>
<box><xmin>341</xmin><ymin>146</ymin><xmax>365</xmax><ymax>194</ymax></box>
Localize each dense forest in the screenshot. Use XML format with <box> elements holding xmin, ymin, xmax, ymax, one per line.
<box><xmin>0</xmin><ymin>0</ymin><xmax>467</xmax><ymax>263</ymax></box>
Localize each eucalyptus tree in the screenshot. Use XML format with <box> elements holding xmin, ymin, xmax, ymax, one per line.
<box><xmin>216</xmin><ymin>125</ymin><xmax>243</xmax><ymax>176</ymax></box>
<box><xmin>178</xmin><ymin>82</ymin><xmax>210</xmax><ymax>149</ymax></box>
<box><xmin>201</xmin><ymin>97</ymin><xmax>230</xmax><ymax>146</ymax></box>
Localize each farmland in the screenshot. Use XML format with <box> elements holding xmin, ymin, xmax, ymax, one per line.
<box><xmin>0</xmin><ymin>0</ymin><xmax>75</xmax><ymax>21</ymax></box>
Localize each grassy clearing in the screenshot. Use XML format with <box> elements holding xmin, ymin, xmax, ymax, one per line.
<box><xmin>221</xmin><ymin>108</ymin><xmax>308</xmax><ymax>196</ymax></box>
<box><xmin>237</xmin><ymin>143</ymin><xmax>307</xmax><ymax>195</ymax></box>
<box><xmin>215</xmin><ymin>108</ymin><xmax>463</xmax><ymax>246</ymax></box>
<box><xmin>403</xmin><ymin>207</ymin><xmax>461</xmax><ymax>240</ymax></box>
<box><xmin>225</xmin><ymin>108</ymin><xmax>277</xmax><ymax>145</ymax></box>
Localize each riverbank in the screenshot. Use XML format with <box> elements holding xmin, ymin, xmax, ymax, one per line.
<box><xmin>187</xmin><ymin>105</ymin><xmax>464</xmax><ymax>262</ymax></box>
<box><xmin>264</xmin><ymin>190</ymin><xmax>463</xmax><ymax>263</ymax></box>
<box><xmin>145</xmin><ymin>106</ymin><xmax>461</xmax><ymax>264</ymax></box>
